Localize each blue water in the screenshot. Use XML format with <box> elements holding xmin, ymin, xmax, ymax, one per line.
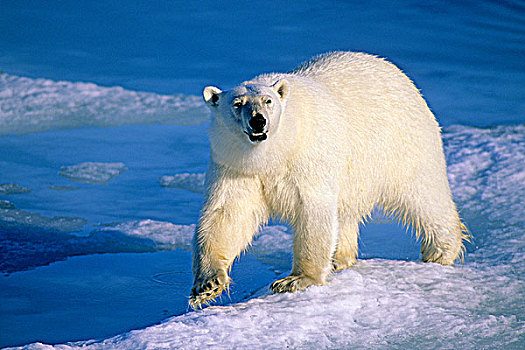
<box><xmin>1</xmin><ymin>0</ymin><xmax>523</xmax><ymax>126</ymax></box>
<box><xmin>0</xmin><ymin>1</ymin><xmax>524</xmax><ymax>348</ymax></box>
<box><xmin>0</xmin><ymin>124</ymin><xmax>208</xmax><ymax>226</ymax></box>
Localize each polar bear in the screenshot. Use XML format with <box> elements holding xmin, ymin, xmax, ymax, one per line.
<box><xmin>190</xmin><ymin>51</ymin><xmax>468</xmax><ymax>308</ymax></box>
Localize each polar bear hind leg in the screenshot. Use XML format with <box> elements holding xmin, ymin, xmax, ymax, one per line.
<box><xmin>332</xmin><ymin>216</ymin><xmax>360</xmax><ymax>271</ymax></box>
<box><xmin>383</xmin><ymin>184</ymin><xmax>469</xmax><ymax>265</ymax></box>
<box><xmin>417</xmin><ymin>205</ymin><xmax>469</xmax><ymax>265</ymax></box>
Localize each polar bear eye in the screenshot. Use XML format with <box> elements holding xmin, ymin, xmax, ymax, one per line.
<box><xmin>265</xmin><ymin>99</ymin><xmax>272</xmax><ymax>105</ymax></box>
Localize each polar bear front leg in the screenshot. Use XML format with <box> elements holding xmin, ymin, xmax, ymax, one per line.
<box><xmin>270</xmin><ymin>195</ymin><xmax>339</xmax><ymax>293</ymax></box>
<box><xmin>190</xmin><ymin>164</ymin><xmax>268</xmax><ymax>309</ymax></box>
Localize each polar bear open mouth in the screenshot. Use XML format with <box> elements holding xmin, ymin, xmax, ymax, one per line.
<box><xmin>244</xmin><ymin>131</ymin><xmax>268</xmax><ymax>143</ymax></box>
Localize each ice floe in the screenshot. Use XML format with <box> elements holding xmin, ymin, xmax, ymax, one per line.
<box><xmin>9</xmin><ymin>260</ymin><xmax>523</xmax><ymax>350</ymax></box>
<box><xmin>47</xmin><ymin>185</ymin><xmax>80</xmax><ymax>192</ymax></box>
<box><xmin>0</xmin><ymin>205</ymin><xmax>87</xmax><ymax>233</ymax></box>
<box><xmin>0</xmin><ymin>200</ymin><xmax>15</xmax><ymax>209</ymax></box>
<box><xmin>98</xmin><ymin>220</ymin><xmax>195</xmax><ymax>250</ymax></box>
<box><xmin>0</xmin><ymin>183</ymin><xmax>31</xmax><ymax>195</ymax></box>
<box><xmin>0</xmin><ymin>73</ymin><xmax>208</xmax><ymax>135</ymax></box>
<box><xmin>0</xmin><ymin>204</ymin><xmax>89</xmax><ymax>273</ymax></box>
<box><xmin>159</xmin><ymin>173</ymin><xmax>205</xmax><ymax>194</ymax></box>
<box><xmin>59</xmin><ymin>162</ymin><xmax>127</xmax><ymax>184</ymax></box>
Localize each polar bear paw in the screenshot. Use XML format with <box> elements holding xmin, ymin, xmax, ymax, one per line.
<box><xmin>332</xmin><ymin>255</ymin><xmax>356</xmax><ymax>271</ymax></box>
<box><xmin>270</xmin><ymin>274</ymin><xmax>321</xmax><ymax>293</ymax></box>
<box><xmin>189</xmin><ymin>271</ymin><xmax>230</xmax><ymax>310</ymax></box>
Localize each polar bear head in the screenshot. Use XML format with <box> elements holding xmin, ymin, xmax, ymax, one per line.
<box><xmin>203</xmin><ymin>79</ymin><xmax>290</xmax><ymax>145</ymax></box>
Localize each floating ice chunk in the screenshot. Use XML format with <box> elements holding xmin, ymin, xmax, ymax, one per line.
<box><xmin>0</xmin><ymin>203</ymin><xmax>89</xmax><ymax>272</ymax></box>
<box><xmin>47</xmin><ymin>185</ymin><xmax>80</xmax><ymax>191</ymax></box>
<box><xmin>0</xmin><ymin>206</ymin><xmax>87</xmax><ymax>233</ymax></box>
<box><xmin>159</xmin><ymin>173</ymin><xmax>205</xmax><ymax>194</ymax></box>
<box><xmin>250</xmin><ymin>225</ymin><xmax>294</xmax><ymax>272</ymax></box>
<box><xmin>0</xmin><ymin>217</ymin><xmax>196</xmax><ymax>273</ymax></box>
<box><xmin>59</xmin><ymin>162</ymin><xmax>126</xmax><ymax>184</ymax></box>
<box><xmin>0</xmin><ymin>183</ymin><xmax>31</xmax><ymax>194</ymax></box>
<box><xmin>0</xmin><ymin>73</ymin><xmax>209</xmax><ymax>135</ymax></box>
<box><xmin>99</xmin><ymin>220</ymin><xmax>295</xmax><ymax>257</ymax></box>
<box><xmin>99</xmin><ymin>220</ymin><xmax>195</xmax><ymax>249</ymax></box>
<box><xmin>0</xmin><ymin>200</ymin><xmax>15</xmax><ymax>209</ymax></box>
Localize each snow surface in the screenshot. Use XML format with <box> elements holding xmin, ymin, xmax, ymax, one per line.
<box><xmin>13</xmin><ymin>261</ymin><xmax>522</xmax><ymax>350</ymax></box>
<box><xmin>0</xmin><ymin>74</ymin><xmax>208</xmax><ymax>135</ymax></box>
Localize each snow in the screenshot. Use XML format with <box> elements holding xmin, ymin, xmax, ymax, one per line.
<box><xmin>59</xmin><ymin>162</ymin><xmax>127</xmax><ymax>185</ymax></box>
<box><xmin>8</xmin><ymin>263</ymin><xmax>524</xmax><ymax>349</ymax></box>
<box><xmin>0</xmin><ymin>74</ymin><xmax>208</xmax><ymax>136</ymax></box>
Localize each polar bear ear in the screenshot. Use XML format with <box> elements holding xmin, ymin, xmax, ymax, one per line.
<box><xmin>203</xmin><ymin>86</ymin><xmax>223</xmax><ymax>107</ymax></box>
<box><xmin>272</xmin><ymin>79</ymin><xmax>290</xmax><ymax>102</ymax></box>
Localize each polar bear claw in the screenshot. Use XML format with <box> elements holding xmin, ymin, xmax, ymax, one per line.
<box><xmin>189</xmin><ymin>272</ymin><xmax>230</xmax><ymax>309</ymax></box>
<box><xmin>270</xmin><ymin>275</ymin><xmax>321</xmax><ymax>294</ymax></box>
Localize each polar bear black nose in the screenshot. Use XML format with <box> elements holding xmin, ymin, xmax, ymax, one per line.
<box><xmin>249</xmin><ymin>113</ymin><xmax>266</xmax><ymax>132</ymax></box>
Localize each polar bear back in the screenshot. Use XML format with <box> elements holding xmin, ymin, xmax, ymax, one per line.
<box><xmin>292</xmin><ymin>52</ymin><xmax>437</xmax><ymax>126</ymax></box>
<box><xmin>286</xmin><ymin>52</ymin><xmax>451</xmax><ymax>212</ymax></box>
<box><xmin>287</xmin><ymin>53</ymin><xmax>442</xmax><ymax>160</ymax></box>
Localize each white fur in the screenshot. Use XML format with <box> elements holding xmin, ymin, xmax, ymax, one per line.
<box><xmin>190</xmin><ymin>51</ymin><xmax>468</xmax><ymax>308</ymax></box>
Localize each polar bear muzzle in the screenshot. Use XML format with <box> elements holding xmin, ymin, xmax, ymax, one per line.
<box><xmin>249</xmin><ymin>113</ymin><xmax>267</xmax><ymax>133</ymax></box>
<box><xmin>244</xmin><ymin>131</ymin><xmax>267</xmax><ymax>143</ymax></box>
<box><xmin>244</xmin><ymin>113</ymin><xmax>268</xmax><ymax>143</ymax></box>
